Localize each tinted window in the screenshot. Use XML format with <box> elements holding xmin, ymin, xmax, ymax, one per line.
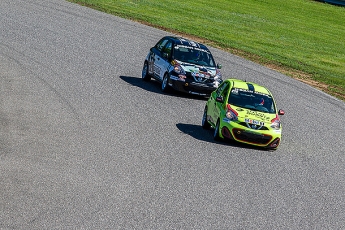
<box><xmin>216</xmin><ymin>82</ymin><xmax>229</xmax><ymax>97</ymax></box>
<box><xmin>162</xmin><ymin>41</ymin><xmax>172</xmax><ymax>59</ymax></box>
<box><xmin>221</xmin><ymin>84</ymin><xmax>229</xmax><ymax>99</ymax></box>
<box><xmin>172</xmin><ymin>45</ymin><xmax>215</xmax><ymax>67</ymax></box>
<box><xmin>228</xmin><ymin>88</ymin><xmax>276</xmax><ymax>113</ymax></box>
<box><xmin>156</xmin><ymin>39</ymin><xmax>169</xmax><ymax>52</ymax></box>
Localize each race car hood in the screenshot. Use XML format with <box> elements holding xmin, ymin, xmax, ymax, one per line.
<box><xmin>230</xmin><ymin>105</ymin><xmax>280</xmax><ymax>129</ymax></box>
<box><xmin>177</xmin><ymin>61</ymin><xmax>218</xmax><ymax>78</ymax></box>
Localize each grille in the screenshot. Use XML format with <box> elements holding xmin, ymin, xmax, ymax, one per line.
<box><xmin>194</xmin><ymin>76</ymin><xmax>208</xmax><ymax>83</ymax></box>
<box><xmin>238</xmin><ymin>122</ymin><xmax>269</xmax><ymax>130</ymax></box>
<box><xmin>190</xmin><ymin>82</ymin><xmax>214</xmax><ymax>88</ymax></box>
<box><xmin>186</xmin><ymin>72</ymin><xmax>212</xmax><ymax>83</ymax></box>
<box><xmin>232</xmin><ymin>128</ymin><xmax>272</xmax><ymax>145</ymax></box>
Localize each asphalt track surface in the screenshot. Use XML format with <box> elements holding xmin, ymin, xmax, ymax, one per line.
<box><xmin>1</xmin><ymin>0</ymin><xmax>345</xmax><ymax>229</ymax></box>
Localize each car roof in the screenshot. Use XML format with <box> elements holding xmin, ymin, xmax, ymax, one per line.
<box><xmin>165</xmin><ymin>36</ymin><xmax>210</xmax><ymax>51</ymax></box>
<box><xmin>226</xmin><ymin>79</ymin><xmax>272</xmax><ymax>95</ymax></box>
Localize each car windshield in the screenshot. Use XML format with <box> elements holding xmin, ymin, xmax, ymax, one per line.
<box><xmin>228</xmin><ymin>88</ymin><xmax>276</xmax><ymax>114</ymax></box>
<box><xmin>173</xmin><ymin>45</ymin><xmax>215</xmax><ymax>67</ymax></box>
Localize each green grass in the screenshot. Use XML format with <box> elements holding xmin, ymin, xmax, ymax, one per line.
<box><xmin>68</xmin><ymin>0</ymin><xmax>345</xmax><ymax>100</ymax></box>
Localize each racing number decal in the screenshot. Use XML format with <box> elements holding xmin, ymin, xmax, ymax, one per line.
<box><xmin>153</xmin><ymin>64</ymin><xmax>161</xmax><ymax>76</ymax></box>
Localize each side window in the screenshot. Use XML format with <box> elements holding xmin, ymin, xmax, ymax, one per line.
<box><xmin>162</xmin><ymin>41</ymin><xmax>172</xmax><ymax>60</ymax></box>
<box><xmin>221</xmin><ymin>84</ymin><xmax>229</xmax><ymax>99</ymax></box>
<box><xmin>156</xmin><ymin>39</ymin><xmax>169</xmax><ymax>52</ymax></box>
<box><xmin>216</xmin><ymin>82</ymin><xmax>228</xmax><ymax>97</ymax></box>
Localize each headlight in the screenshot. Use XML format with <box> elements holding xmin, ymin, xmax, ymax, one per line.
<box><xmin>213</xmin><ymin>75</ymin><xmax>222</xmax><ymax>86</ymax></box>
<box><xmin>226</xmin><ymin>110</ymin><xmax>238</xmax><ymax>121</ymax></box>
<box><xmin>172</xmin><ymin>65</ymin><xmax>186</xmax><ymax>81</ymax></box>
<box><xmin>271</xmin><ymin>116</ymin><xmax>281</xmax><ymax>130</ymax></box>
<box><xmin>173</xmin><ymin>65</ymin><xmax>186</xmax><ymax>75</ymax></box>
<box><xmin>225</xmin><ymin>104</ymin><xmax>238</xmax><ymax>121</ymax></box>
<box><xmin>215</xmin><ymin>69</ymin><xmax>222</xmax><ymax>80</ymax></box>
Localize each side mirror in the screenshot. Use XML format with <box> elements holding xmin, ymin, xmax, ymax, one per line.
<box><xmin>216</xmin><ymin>96</ymin><xmax>224</xmax><ymax>103</ymax></box>
<box><xmin>217</xmin><ymin>64</ymin><xmax>222</xmax><ymax>69</ymax></box>
<box><xmin>278</xmin><ymin>109</ymin><xmax>285</xmax><ymax>115</ymax></box>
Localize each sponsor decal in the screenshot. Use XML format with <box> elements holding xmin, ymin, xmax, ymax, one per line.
<box><xmin>223</xmin><ymin>118</ymin><xmax>231</xmax><ymax>123</ymax></box>
<box><xmin>171</xmin><ymin>60</ymin><xmax>178</xmax><ymax>65</ymax></box>
<box><xmin>153</xmin><ymin>64</ymin><xmax>161</xmax><ymax>76</ymax></box>
<box><xmin>192</xmin><ymin>72</ymin><xmax>199</xmax><ymax>77</ymax></box>
<box><xmin>170</xmin><ymin>76</ymin><xmax>179</xmax><ymax>81</ymax></box>
<box><xmin>188</xmin><ymin>91</ymin><xmax>206</xmax><ymax>96</ymax></box>
<box><xmin>148</xmin><ymin>60</ymin><xmax>154</xmax><ymax>74</ymax></box>
<box><xmin>245</xmin><ymin>118</ymin><xmax>264</xmax><ymax>126</ymax></box>
<box><xmin>245</xmin><ymin>118</ymin><xmax>264</xmax><ymax>130</ymax></box>
<box><xmin>175</xmin><ymin>45</ymin><xmax>210</xmax><ymax>53</ymax></box>
<box><xmin>246</xmin><ymin>110</ymin><xmax>268</xmax><ymax>120</ymax></box>
<box><xmin>191</xmin><ymin>70</ymin><xmax>211</xmax><ymax>80</ymax></box>
<box><xmin>231</xmin><ymin>88</ymin><xmax>270</xmax><ymax>97</ymax></box>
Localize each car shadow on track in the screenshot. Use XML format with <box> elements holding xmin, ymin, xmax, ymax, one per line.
<box><xmin>119</xmin><ymin>75</ymin><xmax>208</xmax><ymax>101</ymax></box>
<box><xmin>176</xmin><ymin>123</ymin><xmax>269</xmax><ymax>151</ymax></box>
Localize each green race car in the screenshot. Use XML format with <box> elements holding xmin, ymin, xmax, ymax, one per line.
<box><xmin>202</xmin><ymin>79</ymin><xmax>285</xmax><ymax>150</ymax></box>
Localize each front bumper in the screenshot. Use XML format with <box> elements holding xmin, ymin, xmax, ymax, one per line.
<box><xmin>219</xmin><ymin>119</ymin><xmax>282</xmax><ymax>149</ymax></box>
<box><xmin>169</xmin><ymin>76</ymin><xmax>218</xmax><ymax>96</ymax></box>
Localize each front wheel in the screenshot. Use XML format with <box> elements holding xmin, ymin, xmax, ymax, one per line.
<box><xmin>142</xmin><ymin>61</ymin><xmax>151</xmax><ymax>81</ymax></box>
<box><xmin>213</xmin><ymin>119</ymin><xmax>221</xmax><ymax>141</ymax></box>
<box><xmin>202</xmin><ymin>106</ymin><xmax>211</xmax><ymax>129</ymax></box>
<box><xmin>161</xmin><ymin>73</ymin><xmax>170</xmax><ymax>92</ymax></box>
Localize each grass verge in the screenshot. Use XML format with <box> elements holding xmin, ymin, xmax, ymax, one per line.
<box><xmin>68</xmin><ymin>0</ymin><xmax>345</xmax><ymax>101</ymax></box>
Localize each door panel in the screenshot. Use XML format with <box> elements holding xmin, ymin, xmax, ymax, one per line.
<box><xmin>211</xmin><ymin>82</ymin><xmax>229</xmax><ymax>124</ymax></box>
<box><xmin>148</xmin><ymin>52</ymin><xmax>155</xmax><ymax>75</ymax></box>
<box><xmin>207</xmin><ymin>92</ymin><xmax>217</xmax><ymax>126</ymax></box>
<box><xmin>154</xmin><ymin>56</ymin><xmax>166</xmax><ymax>80</ymax></box>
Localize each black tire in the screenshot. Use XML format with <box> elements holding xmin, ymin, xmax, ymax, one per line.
<box><xmin>213</xmin><ymin>119</ymin><xmax>221</xmax><ymax>141</ymax></box>
<box><xmin>202</xmin><ymin>106</ymin><xmax>211</xmax><ymax>129</ymax></box>
<box><xmin>161</xmin><ymin>73</ymin><xmax>170</xmax><ymax>92</ymax></box>
<box><xmin>142</xmin><ymin>61</ymin><xmax>151</xmax><ymax>81</ymax></box>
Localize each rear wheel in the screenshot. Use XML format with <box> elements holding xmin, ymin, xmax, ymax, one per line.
<box><xmin>161</xmin><ymin>73</ymin><xmax>170</xmax><ymax>92</ymax></box>
<box><xmin>202</xmin><ymin>106</ymin><xmax>211</xmax><ymax>129</ymax></box>
<box><xmin>213</xmin><ymin>119</ymin><xmax>221</xmax><ymax>141</ymax></box>
<box><xmin>142</xmin><ymin>61</ymin><xmax>151</xmax><ymax>81</ymax></box>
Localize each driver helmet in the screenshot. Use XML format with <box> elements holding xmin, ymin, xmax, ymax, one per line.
<box><xmin>259</xmin><ymin>98</ymin><xmax>264</xmax><ymax>105</ymax></box>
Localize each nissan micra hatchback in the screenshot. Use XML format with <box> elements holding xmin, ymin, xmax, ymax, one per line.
<box><xmin>202</xmin><ymin>79</ymin><xmax>285</xmax><ymax>150</ymax></box>
<box><xmin>142</xmin><ymin>36</ymin><xmax>223</xmax><ymax>96</ymax></box>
